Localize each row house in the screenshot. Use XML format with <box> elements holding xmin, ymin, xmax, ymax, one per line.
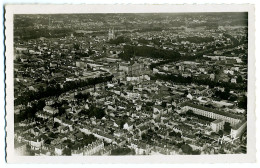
<box><xmin>181</xmin><ymin>102</ymin><xmax>244</xmax><ymax>126</ymax></box>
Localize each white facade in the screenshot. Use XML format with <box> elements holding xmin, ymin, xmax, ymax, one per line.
<box><xmin>230</xmin><ymin>121</ymin><xmax>247</xmax><ymax>139</ymax></box>
<box><xmin>211</xmin><ymin>119</ymin><xmax>225</xmax><ymax>132</ymax></box>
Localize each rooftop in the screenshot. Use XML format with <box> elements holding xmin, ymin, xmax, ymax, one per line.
<box><xmin>211</xmin><ymin>119</ymin><xmax>223</xmax><ymax>124</ymax></box>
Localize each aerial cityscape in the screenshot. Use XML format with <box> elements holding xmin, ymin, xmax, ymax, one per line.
<box><xmin>13</xmin><ymin>13</ymin><xmax>248</xmax><ymax>156</ymax></box>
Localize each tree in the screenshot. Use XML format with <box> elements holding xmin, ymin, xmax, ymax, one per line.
<box><xmin>181</xmin><ymin>144</ymin><xmax>193</xmax><ymax>154</ymax></box>
<box><xmin>119</xmin><ymin>115</ymin><xmax>128</xmax><ymax>129</ymax></box>
<box><xmin>82</xmin><ymin>134</ymin><xmax>97</xmax><ymax>146</ymax></box>
<box><xmin>219</xmin><ymin>148</ymin><xmax>226</xmax><ymax>154</ymax></box>
<box><xmin>127</xmin><ymin>84</ymin><xmax>133</xmax><ymax>91</ymax></box>
<box><xmin>75</xmin><ymin>93</ymin><xmax>90</xmax><ymax>101</ymax></box>
<box><xmin>49</xmin><ymin>132</ymin><xmax>58</xmax><ymax>139</ymax></box>
<box><xmin>63</xmin><ymin>139</ymin><xmax>72</xmax><ymax>149</ymax></box>
<box><xmin>229</xmin><ymin>95</ymin><xmax>238</xmax><ymax>101</ymax></box>
<box><xmin>184</xmin><ymin>90</ymin><xmax>189</xmax><ymax>96</ymax></box>
<box><xmin>57</xmin><ymin>107</ymin><xmax>66</xmax><ymax>116</ymax></box>
<box><xmin>88</xmin><ymin>106</ymin><xmax>106</xmax><ymax>119</ymax></box>
<box><xmin>186</xmin><ymin>110</ymin><xmax>194</xmax><ymax>115</ymax></box>
<box><xmin>218</xmin><ymin>130</ymin><xmax>224</xmax><ymax>137</ymax></box>
<box><xmin>146</xmin><ymin>102</ymin><xmax>154</xmax><ymax>106</ymax></box>
<box><xmin>224</xmin><ymin>122</ymin><xmax>231</xmax><ymax>133</ymax></box>
<box><xmin>79</xmin><ymin>109</ymin><xmax>89</xmax><ymax>116</ymax></box>
<box><xmin>73</xmin><ymin>43</ymin><xmax>80</xmax><ymax>50</ymax></box>
<box><xmin>162</xmin><ymin>102</ymin><xmax>167</xmax><ymax>108</ymax></box>
<box><xmin>53</xmin><ymin>122</ymin><xmax>60</xmax><ymax>129</ymax></box>
<box><xmin>119</xmin><ymin>45</ymin><xmax>181</xmax><ymax>61</ymax></box>
<box><xmin>238</xmin><ymin>96</ymin><xmax>247</xmax><ymax>110</ymax></box>
<box><xmin>141</xmin><ymin>133</ymin><xmax>152</xmax><ymax>142</ymax></box>
<box><xmin>192</xmin><ymin>149</ymin><xmax>201</xmax><ymax>155</ymax></box>
<box><xmin>109</xmin><ymin>36</ymin><xmax>131</xmax><ymax>45</ymax></box>
<box><xmin>237</xmin><ymin>75</ymin><xmax>243</xmax><ymax>83</ymax></box>
<box><xmin>111</xmin><ymin>147</ymin><xmax>134</xmax><ymax>155</ymax></box>
<box><xmin>62</xmin><ymin>147</ymin><xmax>71</xmax><ymax>156</ymax></box>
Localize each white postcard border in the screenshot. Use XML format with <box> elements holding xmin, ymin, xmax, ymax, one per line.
<box><xmin>5</xmin><ymin>4</ymin><xmax>256</xmax><ymax>163</ymax></box>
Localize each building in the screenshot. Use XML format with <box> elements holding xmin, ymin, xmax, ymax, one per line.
<box><xmin>118</xmin><ymin>61</ymin><xmax>145</xmax><ymax>77</ymax></box>
<box><xmin>153</xmin><ymin>105</ymin><xmax>164</xmax><ymax>114</ymax></box>
<box><xmin>210</xmin><ymin>74</ymin><xmax>215</xmax><ymax>81</ymax></box>
<box><xmin>231</xmin><ymin>78</ymin><xmax>237</xmax><ymax>83</ymax></box>
<box><xmin>230</xmin><ymin>120</ymin><xmax>247</xmax><ymax>139</ymax></box>
<box><xmin>83</xmin><ymin>141</ymin><xmax>104</xmax><ymax>155</ymax></box>
<box><xmin>43</xmin><ymin>106</ymin><xmax>58</xmax><ymax>115</ymax></box>
<box><xmin>54</xmin><ymin>146</ymin><xmax>63</xmax><ymax>156</ymax></box>
<box><xmin>211</xmin><ymin>119</ymin><xmax>224</xmax><ymax>132</ymax></box>
<box><xmin>14</xmin><ymin>142</ymin><xmax>27</xmax><ymax>155</ymax></box>
<box><xmin>112</xmin><ymin>70</ymin><xmax>125</xmax><ymax>81</ymax></box>
<box><xmin>76</xmin><ymin>61</ymin><xmax>86</xmax><ymax>69</ymax></box>
<box><xmin>71</xmin><ymin>149</ymin><xmax>84</xmax><ymax>156</ymax></box>
<box><xmin>181</xmin><ymin>102</ymin><xmax>244</xmax><ymax>126</ymax></box>
<box><xmin>36</xmin><ymin>111</ymin><xmax>51</xmax><ymax>119</ymax></box>
<box><xmin>29</xmin><ymin>138</ymin><xmax>44</xmax><ymax>150</ymax></box>
<box><xmin>131</xmin><ymin>62</ymin><xmax>145</xmax><ymax>76</ymax></box>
